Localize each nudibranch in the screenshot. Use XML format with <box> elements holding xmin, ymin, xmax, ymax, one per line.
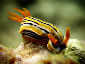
<box><xmin>8</xmin><ymin>8</ymin><xmax>70</xmax><ymax>53</ymax></box>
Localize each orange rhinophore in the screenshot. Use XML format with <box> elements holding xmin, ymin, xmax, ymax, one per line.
<box><xmin>8</xmin><ymin>12</ymin><xmax>23</xmax><ymax>22</ymax></box>
<box><xmin>8</xmin><ymin>8</ymin><xmax>31</xmax><ymax>22</ymax></box>
<box><xmin>63</xmin><ymin>27</ymin><xmax>70</xmax><ymax>45</ymax></box>
<box><xmin>23</xmin><ymin>8</ymin><xmax>31</xmax><ymax>17</ymax></box>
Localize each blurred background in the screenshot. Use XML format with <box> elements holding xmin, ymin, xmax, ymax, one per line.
<box><xmin>0</xmin><ymin>0</ymin><xmax>85</xmax><ymax>48</ymax></box>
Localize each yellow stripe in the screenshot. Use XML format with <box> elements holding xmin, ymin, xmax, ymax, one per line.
<box><xmin>25</xmin><ymin>17</ymin><xmax>60</xmax><ymax>35</ymax></box>
<box><xmin>25</xmin><ymin>17</ymin><xmax>55</xmax><ymax>32</ymax></box>
<box><xmin>19</xmin><ymin>25</ymin><xmax>44</xmax><ymax>35</ymax></box>
<box><xmin>21</xmin><ymin>16</ymin><xmax>63</xmax><ymax>40</ymax></box>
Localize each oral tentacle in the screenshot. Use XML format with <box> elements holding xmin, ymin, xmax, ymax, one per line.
<box><xmin>63</xmin><ymin>27</ymin><xmax>70</xmax><ymax>45</ymax></box>
<box><xmin>48</xmin><ymin>34</ymin><xmax>58</xmax><ymax>45</ymax></box>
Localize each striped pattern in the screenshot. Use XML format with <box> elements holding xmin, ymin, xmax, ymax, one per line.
<box><xmin>8</xmin><ymin>8</ymin><xmax>70</xmax><ymax>52</ymax></box>
<box><xmin>19</xmin><ymin>16</ymin><xmax>63</xmax><ymax>41</ymax></box>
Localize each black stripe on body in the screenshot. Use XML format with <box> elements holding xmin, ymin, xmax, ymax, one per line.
<box><xmin>37</xmin><ymin>27</ymin><xmax>49</xmax><ymax>33</ymax></box>
<box><xmin>27</xmin><ymin>17</ymin><xmax>64</xmax><ymax>46</ymax></box>
<box><xmin>24</xmin><ymin>18</ymin><xmax>39</xmax><ymax>25</ymax></box>
<box><xmin>34</xmin><ymin>18</ymin><xmax>58</xmax><ymax>32</ymax></box>
<box><xmin>23</xmin><ymin>18</ymin><xmax>49</xmax><ymax>34</ymax></box>
<box><xmin>23</xmin><ymin>18</ymin><xmax>27</xmax><ymax>20</ymax></box>
<box><xmin>21</xmin><ymin>23</ymin><xmax>33</xmax><ymax>26</ymax></box>
<box><xmin>22</xmin><ymin>30</ymin><xmax>48</xmax><ymax>40</ymax></box>
<box><xmin>21</xmin><ymin>23</ymin><xmax>49</xmax><ymax>34</ymax></box>
<box><xmin>46</xmin><ymin>24</ymin><xmax>58</xmax><ymax>32</ymax></box>
<box><xmin>30</xmin><ymin>17</ymin><xmax>63</xmax><ymax>42</ymax></box>
<box><xmin>24</xmin><ymin>23</ymin><xmax>33</xmax><ymax>25</ymax></box>
<box><xmin>29</xmin><ymin>21</ymin><xmax>39</xmax><ymax>25</ymax></box>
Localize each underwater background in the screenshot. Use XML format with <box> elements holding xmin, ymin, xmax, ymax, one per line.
<box><xmin>0</xmin><ymin>0</ymin><xmax>85</xmax><ymax>48</ymax></box>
